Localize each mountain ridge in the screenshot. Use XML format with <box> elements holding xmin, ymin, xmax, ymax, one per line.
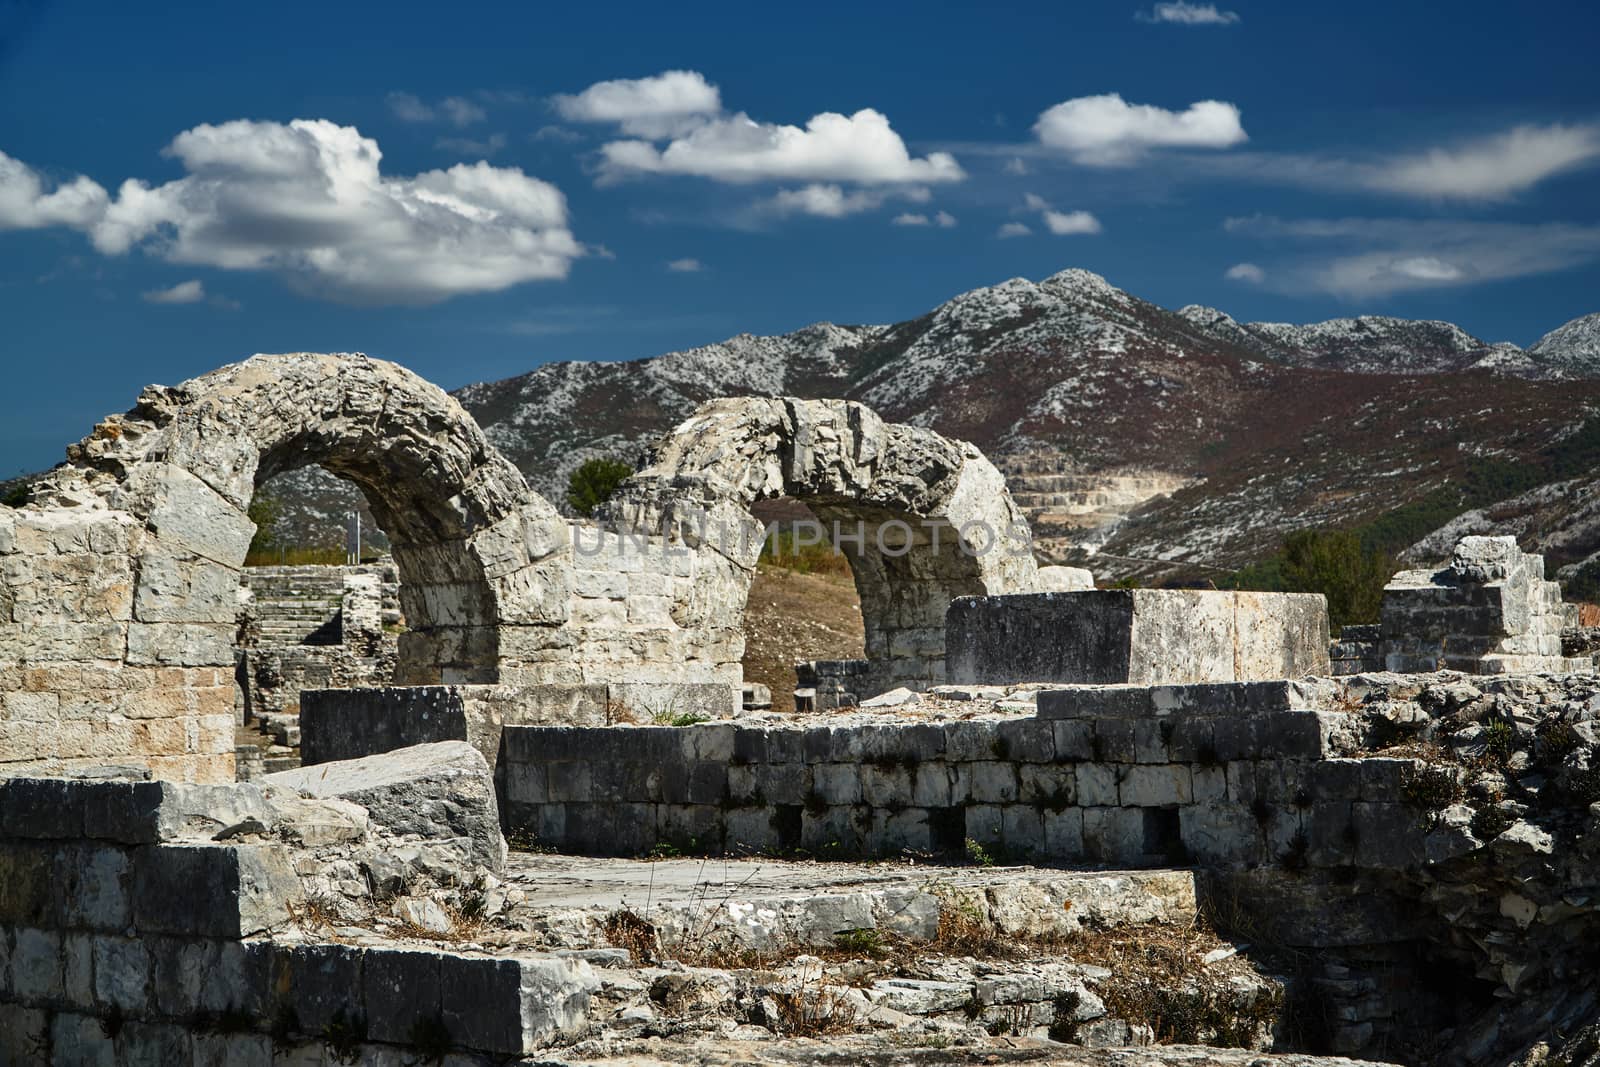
<box><xmin>239</xmin><ymin>269</ymin><xmax>1600</xmax><ymax>584</ymax></box>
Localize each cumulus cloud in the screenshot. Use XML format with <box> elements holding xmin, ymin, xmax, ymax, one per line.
<box><xmin>1034</xmin><ymin>93</ymin><xmax>1247</xmax><ymax>165</ymax></box>
<box><xmin>1020</xmin><ymin>192</ymin><xmax>1102</xmax><ymax>235</ymax></box>
<box><xmin>141</xmin><ymin>279</ymin><xmax>205</xmax><ymax>304</ymax></box>
<box><xmin>553</xmin><ymin>70</ymin><xmax>722</xmax><ymax>138</ymax></box>
<box><xmin>997</xmin><ymin>221</ymin><xmax>1032</xmax><ymax>238</ymax></box>
<box><xmin>599</xmin><ymin>108</ymin><xmax>964</xmax><ymax>186</ymax></box>
<box><xmin>0</xmin><ymin>119</ymin><xmax>583</xmax><ymax>304</ymax></box>
<box><xmin>558</xmin><ymin>70</ymin><xmax>961</xmax><ymax>192</ymax></box>
<box><xmin>0</xmin><ymin>151</ymin><xmax>109</xmax><ymax>229</ymax></box>
<box><xmin>1042</xmin><ymin>209</ymin><xmax>1102</xmax><ymax>235</ymax></box>
<box><xmin>1224</xmin><ymin>262</ymin><xmax>1265</xmax><ymax>283</ymax></box>
<box><xmin>666</xmin><ymin>257</ymin><xmax>704</xmax><ymax>272</ymax></box>
<box><xmin>1137</xmin><ymin>2</ymin><xmax>1239</xmax><ymax>25</ymax></box>
<box><xmin>1224</xmin><ymin>214</ymin><xmax>1600</xmax><ymax>297</ymax></box>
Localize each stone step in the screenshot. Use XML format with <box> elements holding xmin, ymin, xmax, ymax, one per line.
<box><xmin>500</xmin><ymin>854</ymin><xmax>1197</xmax><ymax>950</ymax></box>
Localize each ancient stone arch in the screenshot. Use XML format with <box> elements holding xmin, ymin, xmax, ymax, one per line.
<box><xmin>600</xmin><ymin>397</ymin><xmax>1042</xmax><ymax>693</ymax></box>
<box><xmin>2</xmin><ymin>353</ymin><xmax>571</xmax><ymax>781</ymax></box>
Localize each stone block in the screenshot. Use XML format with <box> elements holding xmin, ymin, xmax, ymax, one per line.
<box><xmin>63</xmin><ymin>932</ymin><xmax>92</xmax><ymax>1008</ymax></box>
<box><xmin>1119</xmin><ymin>765</ymin><xmax>1192</xmax><ymax>807</ymax></box>
<box><xmin>54</xmin><ymin>844</ymin><xmax>131</xmax><ymax>931</ymax></box>
<box><xmin>1082</xmin><ymin>807</ymin><xmax>1144</xmax><ymax>864</ymax></box>
<box><xmin>813</xmin><ymin>764</ymin><xmax>862</xmax><ymax>806</ymax></box>
<box><xmin>1</xmin><ymin>776</ymin><xmax>86</xmax><ymax>838</ymax></box>
<box><xmin>1077</xmin><ymin>763</ymin><xmax>1120</xmax><ymax>807</ymax></box>
<box><xmin>910</xmin><ymin>763</ymin><xmax>955</xmax><ymax>807</ymax></box>
<box><xmin>50</xmin><ymin>1012</ymin><xmax>115</xmax><ymax>1067</ymax></box>
<box><xmin>1179</xmin><ymin>804</ymin><xmax>1262</xmax><ymax>867</ymax></box>
<box><xmin>1133</xmin><ymin>720</ymin><xmax>1169</xmax><ymax>763</ymax></box>
<box><xmin>363</xmin><ymin>947</ymin><xmax>444</xmax><ymax>1043</ymax></box>
<box><xmin>271</xmin><ymin>943</ymin><xmax>364</xmax><ymax>1035</ymax></box>
<box><xmin>1018</xmin><ymin>764</ymin><xmax>1075</xmax><ymax>807</ymax></box>
<box><xmin>0</xmin><ymin>842</ymin><xmax>57</xmax><ymax>926</ymax></box>
<box><xmin>948</xmin><ymin>590</ymin><xmax>1329</xmax><ymax>686</ymax></box>
<box><xmin>92</xmin><ymin>935</ymin><xmax>150</xmax><ymax>1013</ymax></box>
<box><xmin>1000</xmin><ymin>805</ymin><xmax>1043</xmax><ymax>857</ymax></box>
<box><xmin>1051</xmin><ymin>719</ymin><xmax>1094</xmax><ymax>761</ymax></box>
<box><xmin>957</xmin><ymin>762</ymin><xmax>1019</xmax><ymax>804</ymax></box>
<box><xmin>1042</xmin><ymin>808</ymin><xmax>1085</xmax><ymax>858</ymax></box>
<box><xmin>265</xmin><ymin>741</ymin><xmax>507</xmax><ymax>873</ymax></box>
<box><xmin>131</xmin><ymin>844</ymin><xmax>299</xmax><ymax>937</ymax></box>
<box><xmin>11</xmin><ymin>927</ymin><xmax>62</xmax><ymax>1003</ymax></box>
<box><xmin>441</xmin><ymin>953</ymin><xmax>596</xmax><ymax>1052</ymax></box>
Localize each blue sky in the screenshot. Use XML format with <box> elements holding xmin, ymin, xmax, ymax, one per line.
<box><xmin>2</xmin><ymin>0</ymin><xmax>1598</xmax><ymax>476</ymax></box>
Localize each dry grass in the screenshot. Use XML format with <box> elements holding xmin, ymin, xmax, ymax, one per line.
<box><xmin>768</xmin><ymin>981</ymin><xmax>861</xmax><ymax>1036</ymax></box>
<box><xmin>1065</xmin><ymin>919</ymin><xmax>1281</xmax><ymax>1047</ymax></box>
<box><xmin>602</xmin><ymin>909</ymin><xmax>661</xmax><ymax>964</ymax></box>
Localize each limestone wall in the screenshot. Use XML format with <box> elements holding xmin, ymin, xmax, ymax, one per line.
<box><xmin>496</xmin><ymin>680</ymin><xmax>1432</xmax><ymax>870</ymax></box>
<box><xmin>946</xmin><ymin>590</ymin><xmax>1331</xmax><ymax>687</ymax></box>
<box><xmin>0</xmin><ymin>508</ymin><xmax>236</xmax><ymax>783</ymax></box>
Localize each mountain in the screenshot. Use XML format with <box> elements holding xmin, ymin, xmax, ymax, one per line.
<box><xmin>243</xmin><ymin>268</ymin><xmax>1600</xmax><ymax>584</ymax></box>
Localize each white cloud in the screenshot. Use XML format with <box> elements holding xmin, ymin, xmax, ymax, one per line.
<box><xmin>141</xmin><ymin>279</ymin><xmax>205</xmax><ymax>304</ymax></box>
<box><xmin>1020</xmin><ymin>193</ymin><xmax>1101</xmax><ymax>235</ymax></box>
<box><xmin>1043</xmin><ymin>209</ymin><xmax>1102</xmax><ymax>235</ymax></box>
<box><xmin>1034</xmin><ymin>93</ymin><xmax>1247</xmax><ymax>165</ymax></box>
<box><xmin>1003</xmin><ymin>157</ymin><xmax>1030</xmax><ymax>176</ymax></box>
<box><xmin>0</xmin><ymin>151</ymin><xmax>109</xmax><ymax>229</ymax></box>
<box><xmin>997</xmin><ymin>221</ymin><xmax>1032</xmax><ymax>238</ymax></box>
<box><xmin>666</xmin><ymin>257</ymin><xmax>704</xmax><ymax>272</ymax></box>
<box><xmin>1225</xmin><ymin>214</ymin><xmax>1600</xmax><ymax>297</ymax></box>
<box><xmin>553</xmin><ymin>70</ymin><xmax>722</xmax><ymax>138</ymax></box>
<box><xmin>1137</xmin><ymin>2</ymin><xmax>1239</xmax><ymax>25</ymax></box>
<box><xmin>893</xmin><ymin>208</ymin><xmax>957</xmax><ymax>228</ymax></box>
<box><xmin>0</xmin><ymin>119</ymin><xmax>582</xmax><ymax>304</ymax></box>
<box><xmin>1364</xmin><ymin>124</ymin><xmax>1600</xmax><ymax>201</ymax></box>
<box><xmin>1224</xmin><ymin>262</ymin><xmax>1264</xmax><ymax>283</ymax></box>
<box><xmin>387</xmin><ymin>91</ymin><xmax>435</xmax><ymax>122</ymax></box>
<box><xmin>441</xmin><ymin>96</ymin><xmax>486</xmax><ymax>127</ymax></box>
<box><xmin>599</xmin><ymin>107</ymin><xmax>964</xmax><ymax>186</ymax></box>
<box><xmin>767</xmin><ymin>183</ymin><xmax>887</xmax><ymax>218</ymax></box>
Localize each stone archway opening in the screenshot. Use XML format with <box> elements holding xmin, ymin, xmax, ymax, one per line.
<box><xmin>601</xmin><ymin>397</ymin><xmax>1042</xmax><ymax>702</ymax></box>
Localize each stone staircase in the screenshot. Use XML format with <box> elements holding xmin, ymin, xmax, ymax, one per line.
<box><xmin>243</xmin><ymin>566</ymin><xmax>351</xmax><ymax>647</ymax></box>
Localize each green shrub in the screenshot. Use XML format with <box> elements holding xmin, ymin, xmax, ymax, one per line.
<box><xmin>566</xmin><ymin>457</ymin><xmax>633</xmax><ymax>517</ymax></box>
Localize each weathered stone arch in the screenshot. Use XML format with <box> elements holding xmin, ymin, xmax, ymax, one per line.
<box><xmin>2</xmin><ymin>354</ymin><xmax>571</xmax><ymax>780</ymax></box>
<box><xmin>53</xmin><ymin>352</ymin><xmax>573</xmax><ymax>684</ymax></box>
<box><xmin>601</xmin><ymin>397</ymin><xmax>1041</xmax><ymax>692</ymax></box>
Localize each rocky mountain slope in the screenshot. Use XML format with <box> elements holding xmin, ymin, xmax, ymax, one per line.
<box><xmin>245</xmin><ymin>268</ymin><xmax>1600</xmax><ymax>582</ymax></box>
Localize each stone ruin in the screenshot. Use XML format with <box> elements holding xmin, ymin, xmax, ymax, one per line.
<box><xmin>6</xmin><ymin>352</ymin><xmax>1600</xmax><ymax>1065</ymax></box>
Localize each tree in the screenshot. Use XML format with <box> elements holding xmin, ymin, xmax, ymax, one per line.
<box><xmin>247</xmin><ymin>492</ymin><xmax>284</xmax><ymax>559</ymax></box>
<box><xmin>1278</xmin><ymin>528</ymin><xmax>1393</xmax><ymax>630</ymax></box>
<box><xmin>566</xmin><ymin>458</ymin><xmax>633</xmax><ymax>517</ymax></box>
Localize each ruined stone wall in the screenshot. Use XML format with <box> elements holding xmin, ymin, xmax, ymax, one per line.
<box><xmin>0</xmin><ymin>774</ymin><xmax>596</xmax><ymax>1062</ymax></box>
<box><xmin>495</xmin><ymin>681</ymin><xmax>1415</xmax><ymax>868</ymax></box>
<box><xmin>1382</xmin><ymin>535</ymin><xmax>1586</xmax><ymax>674</ymax></box>
<box><xmin>0</xmin><ymin>508</ymin><xmax>236</xmax><ymax>783</ymax></box>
